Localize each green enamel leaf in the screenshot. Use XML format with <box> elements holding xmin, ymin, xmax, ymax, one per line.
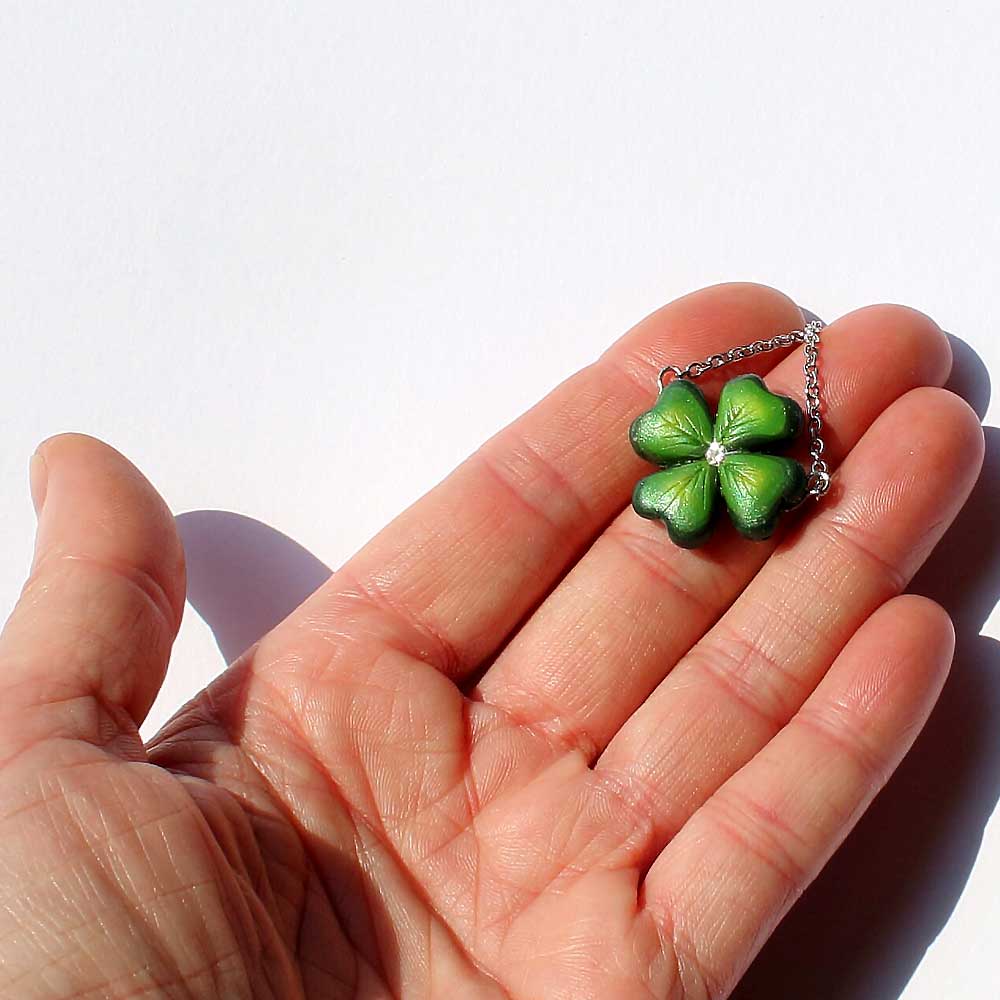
<box><xmin>632</xmin><ymin>460</ymin><xmax>719</xmax><ymax>548</ymax></box>
<box><xmin>718</xmin><ymin>452</ymin><xmax>807</xmax><ymax>541</ymax></box>
<box><xmin>629</xmin><ymin>379</ymin><xmax>714</xmax><ymax>465</ymax></box>
<box><xmin>713</xmin><ymin>374</ymin><xmax>803</xmax><ymax>451</ymax></box>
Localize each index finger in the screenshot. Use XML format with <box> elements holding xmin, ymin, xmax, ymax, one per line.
<box><xmin>287</xmin><ymin>283</ymin><xmax>802</xmax><ymax>681</ymax></box>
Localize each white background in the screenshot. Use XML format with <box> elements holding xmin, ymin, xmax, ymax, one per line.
<box><xmin>2</xmin><ymin>3</ymin><xmax>998</xmax><ymax>997</ymax></box>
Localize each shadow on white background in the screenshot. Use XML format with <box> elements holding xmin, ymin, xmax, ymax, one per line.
<box><xmin>175</xmin><ymin>511</ymin><xmax>333</xmax><ymax>665</ymax></box>
<box><xmin>174</xmin><ymin>337</ymin><xmax>999</xmax><ymax>1000</ymax></box>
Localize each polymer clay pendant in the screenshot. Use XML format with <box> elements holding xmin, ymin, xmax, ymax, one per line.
<box><xmin>629</xmin><ymin>321</ymin><xmax>830</xmax><ymax>548</ymax></box>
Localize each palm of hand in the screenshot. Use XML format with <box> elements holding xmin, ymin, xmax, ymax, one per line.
<box><xmin>2</xmin><ymin>614</ymin><xmax>677</xmax><ymax>1000</ymax></box>
<box><xmin>0</xmin><ymin>286</ymin><xmax>983</xmax><ymax>1000</ymax></box>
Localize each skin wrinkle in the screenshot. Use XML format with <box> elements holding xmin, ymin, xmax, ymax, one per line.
<box><xmin>45</xmin><ymin>791</ymin><xmax>190</xmax><ymax>996</ymax></box>
<box><xmin>350</xmin><ymin>517</ymin><xmax>516</xmax><ymax>675</ymax></box>
<box><xmin>64</xmin><ymin>956</ymin><xmax>239</xmax><ymax>1000</ymax></box>
<box><xmin>623</xmin><ymin>695</ymin><xmax>708</xmax><ymax>788</ymax></box>
<box><xmin>790</xmin><ymin>707</ymin><xmax>887</xmax><ymax>790</ymax></box>
<box><xmin>34</xmin><ymin>550</ymin><xmax>181</xmax><ymax>634</ymax></box>
<box><xmin>501</xmin><ymin>362</ymin><xmax>643</xmax><ymax>488</ymax></box>
<box><xmin>695</xmin><ymin>482</ymin><xmax>905</xmax><ymax>724</ymax></box>
<box><xmin>160</xmin><ymin>761</ymin><xmax>306</xmax><ymax>932</ymax></box>
<box><xmin>351</xmin><ymin>661</ymin><xmax>457</xmax><ymax>822</ymax></box>
<box><xmin>181</xmin><ymin>784</ymin><xmax>260</xmax><ymax>899</ymax></box>
<box><xmin>235</xmin><ymin>697</ymin><xmax>502</xmax><ymax>998</ymax></box>
<box><xmin>487</xmin><ymin>680</ymin><xmax>603</xmax><ymax>763</ymax></box>
<box><xmin>403</xmin><ymin>727</ymin><xmax>481</xmax><ymax>902</ymax></box>
<box><xmin>351</xmin><ymin>694</ymin><xmax>497</xmax><ymax>961</ymax></box>
<box><xmin>475</xmin><ymin>431</ymin><xmax>594</xmax><ymax>536</ymax></box>
<box><xmin>354</xmin><ymin>825</ymin><xmax>403</xmax><ymax>1000</ymax></box>
<box><xmin>816</xmin><ymin>517</ymin><xmax>909</xmax><ymax>594</ymax></box>
<box><xmin>237</xmin><ymin>739</ymin><xmax>377</xmax><ymax>994</ymax></box>
<box><xmin>583</xmin><ymin>770</ymin><xmax>661</xmax><ymax>867</ymax></box>
<box><xmin>320</xmin><ymin>574</ymin><xmax>465</xmax><ymax>680</ymax></box>
<box><xmin>474</xmin><ymin>764</ymin><xmax>644</xmax><ymax>937</ymax></box>
<box><xmin>465</xmin><ymin>732</ymin><xmax>485</xmax><ymax>969</ymax></box>
<box><xmin>149</xmin><ymin>698</ymin><xmax>344</xmax><ymax>994</ymax></box>
<box><xmin>687</xmin><ymin>629</ymin><xmax>812</xmax><ymax>734</ymax></box>
<box><xmin>602</xmin><ymin>529</ymin><xmax>726</xmax><ymax>625</ymax></box>
<box><xmin>350</xmin><ymin>814</ymin><xmax>511</xmax><ymax>999</ymax></box>
<box><xmin>704</xmin><ymin>788</ymin><xmax>811</xmax><ymax>890</ymax></box>
<box><xmin>348</xmin><ymin>826</ymin><xmax>412</xmax><ymax>1000</ymax></box>
<box><xmin>487</xmin><ymin>576</ymin><xmax>685</xmax><ymax>765</ymax></box>
<box><xmin>0</xmin><ymin>773</ymin><xmax>171</xmax><ymax>917</ymax></box>
<box><xmin>5</xmin><ymin>582</ymin><xmax>171</xmax><ymax>728</ymax></box>
<box><xmin>176</xmin><ymin>816</ymin><xmax>289</xmax><ymax>994</ymax></box>
<box><xmin>674</xmin><ymin>883</ymin><xmax>758</xmax><ymax>1000</ymax></box>
<box><xmin>5</xmin><ymin>607</ymin><xmax>155</xmax><ymax>694</ymax></box>
<box><xmin>95</xmin><ymin>802</ymin><xmax>254</xmax><ymax>996</ymax></box>
<box><xmin>294</xmin><ymin>892</ymin><xmax>359</xmax><ymax>1000</ymax></box>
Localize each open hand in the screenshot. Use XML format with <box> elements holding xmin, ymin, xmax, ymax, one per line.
<box><xmin>0</xmin><ymin>284</ymin><xmax>983</xmax><ymax>999</ymax></box>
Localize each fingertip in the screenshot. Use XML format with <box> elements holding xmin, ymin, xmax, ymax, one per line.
<box><xmin>936</xmin><ymin>386</ymin><xmax>986</xmax><ymax>461</ymax></box>
<box><xmin>876</xmin><ymin>593</ymin><xmax>956</xmax><ymax>664</ymax></box>
<box><xmin>34</xmin><ymin>432</ymin><xmax>144</xmax><ymax>481</ymax></box>
<box><xmin>830</xmin><ymin>304</ymin><xmax>953</xmax><ymax>388</ymax></box>
<box><xmin>30</xmin><ymin>432</ymin><xmax>186</xmax><ymax>627</ymax></box>
<box><xmin>671</xmin><ymin>281</ymin><xmax>805</xmax><ymax>331</ymax></box>
<box><xmin>899</xmin><ymin>385</ymin><xmax>986</xmax><ymax>477</ymax></box>
<box><xmin>850</xmin><ymin>595</ymin><xmax>956</xmax><ymax>715</ymax></box>
<box><xmin>848</xmin><ymin>384</ymin><xmax>985</xmax><ymax>507</ymax></box>
<box><xmin>698</xmin><ymin>279</ymin><xmax>803</xmax><ymax>312</ymax></box>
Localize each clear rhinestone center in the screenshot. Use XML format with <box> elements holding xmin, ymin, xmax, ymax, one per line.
<box><xmin>705</xmin><ymin>440</ymin><xmax>727</xmax><ymax>466</ymax></box>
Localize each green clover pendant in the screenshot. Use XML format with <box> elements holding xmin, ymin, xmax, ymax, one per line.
<box><xmin>629</xmin><ymin>374</ymin><xmax>808</xmax><ymax>548</ymax></box>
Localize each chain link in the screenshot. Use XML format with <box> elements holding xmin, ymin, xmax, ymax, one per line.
<box><xmin>656</xmin><ymin>319</ymin><xmax>830</xmax><ymax>500</ymax></box>
<box><xmin>799</xmin><ymin>321</ymin><xmax>831</xmax><ymax>498</ymax></box>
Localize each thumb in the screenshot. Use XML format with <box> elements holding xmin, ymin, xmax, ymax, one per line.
<box><xmin>0</xmin><ymin>434</ymin><xmax>185</xmax><ymax>754</ymax></box>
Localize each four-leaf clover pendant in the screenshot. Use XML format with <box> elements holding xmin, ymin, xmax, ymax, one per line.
<box><xmin>629</xmin><ymin>374</ymin><xmax>807</xmax><ymax>548</ymax></box>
